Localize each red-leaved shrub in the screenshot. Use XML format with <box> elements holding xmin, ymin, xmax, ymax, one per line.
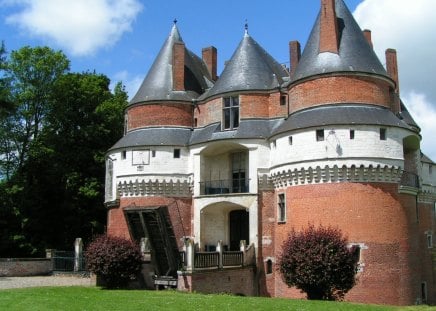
<box><xmin>278</xmin><ymin>224</ymin><xmax>359</xmax><ymax>300</ymax></box>
<box><xmin>85</xmin><ymin>235</ymin><xmax>142</xmax><ymax>288</ymax></box>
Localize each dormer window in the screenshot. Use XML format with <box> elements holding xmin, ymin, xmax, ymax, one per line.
<box><xmin>223</xmin><ymin>96</ymin><xmax>239</xmax><ymax>130</ymax></box>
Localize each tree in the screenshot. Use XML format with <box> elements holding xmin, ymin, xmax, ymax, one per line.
<box><xmin>278</xmin><ymin>224</ymin><xmax>359</xmax><ymax>301</ymax></box>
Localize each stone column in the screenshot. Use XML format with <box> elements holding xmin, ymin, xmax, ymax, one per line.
<box><xmin>74</xmin><ymin>238</ymin><xmax>83</xmax><ymax>272</ymax></box>
<box><xmin>217</xmin><ymin>240</ymin><xmax>223</xmax><ymax>269</ymax></box>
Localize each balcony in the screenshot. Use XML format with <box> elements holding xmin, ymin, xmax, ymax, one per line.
<box><xmin>199</xmin><ymin>179</ymin><xmax>249</xmax><ymax>195</ymax></box>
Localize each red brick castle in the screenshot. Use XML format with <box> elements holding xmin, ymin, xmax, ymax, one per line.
<box><xmin>104</xmin><ymin>0</ymin><xmax>436</xmax><ymax>305</ymax></box>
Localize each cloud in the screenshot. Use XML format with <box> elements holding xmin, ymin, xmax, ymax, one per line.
<box><xmin>353</xmin><ymin>0</ymin><xmax>436</xmax><ymax>161</ymax></box>
<box><xmin>4</xmin><ymin>0</ymin><xmax>143</xmax><ymax>56</ymax></box>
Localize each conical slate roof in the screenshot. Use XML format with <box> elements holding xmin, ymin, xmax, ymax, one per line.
<box><xmin>130</xmin><ymin>24</ymin><xmax>212</xmax><ymax>105</ymax></box>
<box><xmin>201</xmin><ymin>31</ymin><xmax>289</xmax><ymax>100</ymax></box>
<box><xmin>292</xmin><ymin>0</ymin><xmax>388</xmax><ymax>82</ymax></box>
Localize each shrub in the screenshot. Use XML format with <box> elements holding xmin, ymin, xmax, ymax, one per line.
<box><xmin>85</xmin><ymin>235</ymin><xmax>142</xmax><ymax>289</ymax></box>
<box><xmin>278</xmin><ymin>224</ymin><xmax>359</xmax><ymax>301</ymax></box>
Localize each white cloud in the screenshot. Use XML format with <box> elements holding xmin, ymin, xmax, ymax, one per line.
<box><xmin>111</xmin><ymin>70</ymin><xmax>143</xmax><ymax>100</ymax></box>
<box><xmin>4</xmin><ymin>0</ymin><xmax>143</xmax><ymax>56</ymax></box>
<box><xmin>353</xmin><ymin>0</ymin><xmax>436</xmax><ymax>161</ymax></box>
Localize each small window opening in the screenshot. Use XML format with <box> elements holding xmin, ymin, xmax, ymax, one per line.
<box><xmin>380</xmin><ymin>128</ymin><xmax>387</xmax><ymax>140</ymax></box>
<box><xmin>266</xmin><ymin>259</ymin><xmax>273</xmax><ymax>274</ymax></box>
<box><xmin>430</xmin><ymin>165</ymin><xmax>433</xmax><ymax>175</ymax></box>
<box><xmin>151</xmin><ymin>150</ymin><xmax>156</xmax><ymax>158</ymax></box>
<box><xmin>316</xmin><ymin>129</ymin><xmax>324</xmax><ymax>141</ymax></box>
<box><xmin>278</xmin><ymin>193</ymin><xmax>286</xmax><ymax>222</ymax></box>
<box><xmin>288</xmin><ymin>136</ymin><xmax>293</xmax><ymax>145</ymax></box>
<box><xmin>272</xmin><ymin>140</ymin><xmax>276</xmax><ymax>149</ymax></box>
<box><xmin>121</xmin><ymin>150</ymin><xmax>126</xmax><ymax>160</ymax></box>
<box><xmin>280</xmin><ymin>95</ymin><xmax>286</xmax><ymax>106</ymax></box>
<box><xmin>350</xmin><ymin>129</ymin><xmax>355</xmax><ymax>140</ymax></box>
<box><xmin>194</xmin><ymin>118</ymin><xmax>198</xmax><ymax>127</ymax></box>
<box><xmin>427</xmin><ymin>233</ymin><xmax>433</xmax><ymax>248</ymax></box>
<box><xmin>174</xmin><ymin>149</ymin><xmax>181</xmax><ymax>158</ymax></box>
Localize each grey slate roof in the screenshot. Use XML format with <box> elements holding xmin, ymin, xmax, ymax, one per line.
<box><xmin>272</xmin><ymin>104</ymin><xmax>413</xmax><ymax>136</ymax></box>
<box><xmin>399</xmin><ymin>101</ymin><xmax>420</xmax><ymax>131</ymax></box>
<box><xmin>421</xmin><ymin>153</ymin><xmax>435</xmax><ymax>164</ymax></box>
<box><xmin>129</xmin><ymin>24</ymin><xmax>212</xmax><ymax>105</ymax></box>
<box><xmin>292</xmin><ymin>0</ymin><xmax>388</xmax><ymax>82</ymax></box>
<box><xmin>200</xmin><ymin>32</ymin><xmax>289</xmax><ymax>100</ymax></box>
<box><xmin>109</xmin><ymin>128</ymin><xmax>192</xmax><ymax>150</ymax></box>
<box><xmin>190</xmin><ymin>119</ymin><xmax>282</xmax><ymax>145</ymax></box>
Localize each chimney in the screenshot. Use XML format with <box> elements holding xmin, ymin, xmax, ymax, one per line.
<box><xmin>385</xmin><ymin>48</ymin><xmax>400</xmax><ymax>113</ymax></box>
<box><xmin>319</xmin><ymin>0</ymin><xmax>339</xmax><ymax>54</ymax></box>
<box><xmin>202</xmin><ymin>46</ymin><xmax>218</xmax><ymax>81</ymax></box>
<box><xmin>173</xmin><ymin>42</ymin><xmax>185</xmax><ymax>91</ymax></box>
<box><xmin>363</xmin><ymin>29</ymin><xmax>373</xmax><ymax>48</ymax></box>
<box><xmin>289</xmin><ymin>40</ymin><xmax>301</xmax><ymax>76</ymax></box>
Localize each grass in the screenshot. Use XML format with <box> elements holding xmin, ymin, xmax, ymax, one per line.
<box><xmin>0</xmin><ymin>287</ymin><xmax>435</xmax><ymax>311</ymax></box>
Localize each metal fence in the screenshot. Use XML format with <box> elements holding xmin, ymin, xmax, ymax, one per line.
<box><xmin>52</xmin><ymin>250</ymin><xmax>86</xmax><ymax>272</ymax></box>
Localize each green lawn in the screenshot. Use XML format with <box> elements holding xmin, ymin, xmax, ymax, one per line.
<box><xmin>0</xmin><ymin>287</ymin><xmax>434</xmax><ymax>311</ymax></box>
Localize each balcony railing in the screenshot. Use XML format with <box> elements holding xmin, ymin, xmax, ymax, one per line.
<box><xmin>199</xmin><ymin>179</ymin><xmax>249</xmax><ymax>195</ymax></box>
<box><xmin>400</xmin><ymin>171</ymin><xmax>419</xmax><ymax>188</ymax></box>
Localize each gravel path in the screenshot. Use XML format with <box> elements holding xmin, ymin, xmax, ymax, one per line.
<box><xmin>0</xmin><ymin>275</ymin><xmax>94</xmax><ymax>290</ymax></box>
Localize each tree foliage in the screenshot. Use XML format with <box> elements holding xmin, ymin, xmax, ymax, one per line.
<box><xmin>0</xmin><ymin>45</ymin><xmax>127</xmax><ymax>256</ymax></box>
<box><xmin>85</xmin><ymin>235</ymin><xmax>142</xmax><ymax>289</ymax></box>
<box><xmin>278</xmin><ymin>224</ymin><xmax>359</xmax><ymax>301</ymax></box>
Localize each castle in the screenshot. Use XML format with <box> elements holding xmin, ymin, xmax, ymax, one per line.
<box><xmin>104</xmin><ymin>0</ymin><xmax>436</xmax><ymax>305</ymax></box>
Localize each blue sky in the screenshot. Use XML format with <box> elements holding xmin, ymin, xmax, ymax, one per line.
<box><xmin>1</xmin><ymin>0</ymin><xmax>435</xmax><ymax>160</ymax></box>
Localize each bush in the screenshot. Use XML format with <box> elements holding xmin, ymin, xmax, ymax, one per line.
<box><xmin>278</xmin><ymin>224</ymin><xmax>359</xmax><ymax>301</ymax></box>
<box><xmin>85</xmin><ymin>235</ymin><xmax>142</xmax><ymax>288</ymax></box>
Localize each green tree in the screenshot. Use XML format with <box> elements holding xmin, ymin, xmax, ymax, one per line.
<box><xmin>278</xmin><ymin>224</ymin><xmax>359</xmax><ymax>301</ymax></box>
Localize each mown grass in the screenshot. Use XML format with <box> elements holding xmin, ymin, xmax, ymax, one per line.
<box><xmin>0</xmin><ymin>287</ymin><xmax>434</xmax><ymax>311</ymax></box>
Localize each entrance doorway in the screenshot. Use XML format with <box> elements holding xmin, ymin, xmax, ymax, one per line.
<box><xmin>229</xmin><ymin>210</ymin><xmax>249</xmax><ymax>251</ymax></box>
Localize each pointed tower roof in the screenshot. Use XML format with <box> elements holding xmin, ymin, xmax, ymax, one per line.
<box><xmin>201</xmin><ymin>30</ymin><xmax>289</xmax><ymax>100</ymax></box>
<box><xmin>130</xmin><ymin>23</ymin><xmax>212</xmax><ymax>105</ymax></box>
<box><xmin>292</xmin><ymin>0</ymin><xmax>388</xmax><ymax>82</ymax></box>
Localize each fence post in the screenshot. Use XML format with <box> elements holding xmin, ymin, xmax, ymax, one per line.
<box><xmin>185</xmin><ymin>238</ymin><xmax>194</xmax><ymax>272</ymax></box>
<box><xmin>217</xmin><ymin>240</ymin><xmax>223</xmax><ymax>269</ymax></box>
<box><xmin>74</xmin><ymin>238</ymin><xmax>83</xmax><ymax>272</ymax></box>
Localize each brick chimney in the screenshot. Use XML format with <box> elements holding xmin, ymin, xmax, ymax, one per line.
<box><xmin>319</xmin><ymin>0</ymin><xmax>339</xmax><ymax>54</ymax></box>
<box><xmin>202</xmin><ymin>46</ymin><xmax>218</xmax><ymax>81</ymax></box>
<box><xmin>386</xmin><ymin>48</ymin><xmax>400</xmax><ymax>113</ymax></box>
<box><xmin>363</xmin><ymin>29</ymin><xmax>373</xmax><ymax>48</ymax></box>
<box><xmin>289</xmin><ymin>40</ymin><xmax>301</xmax><ymax>76</ymax></box>
<box><xmin>173</xmin><ymin>42</ymin><xmax>185</xmax><ymax>91</ymax></box>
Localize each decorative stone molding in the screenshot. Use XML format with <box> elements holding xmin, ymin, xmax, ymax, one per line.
<box><xmin>117</xmin><ymin>179</ymin><xmax>193</xmax><ymax>197</ymax></box>
<box><xmin>269</xmin><ymin>164</ymin><xmax>402</xmax><ymax>188</ymax></box>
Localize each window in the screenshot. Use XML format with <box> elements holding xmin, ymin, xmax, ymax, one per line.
<box><xmin>151</xmin><ymin>150</ymin><xmax>156</xmax><ymax>158</ymax></box>
<box><xmin>421</xmin><ymin>282</ymin><xmax>427</xmax><ymax>303</ymax></box>
<box><xmin>380</xmin><ymin>128</ymin><xmax>387</xmax><ymax>140</ymax></box>
<box><xmin>349</xmin><ymin>243</ymin><xmax>364</xmax><ymax>272</ymax></box>
<box><xmin>316</xmin><ymin>129</ymin><xmax>324</xmax><ymax>141</ymax></box>
<box><xmin>194</xmin><ymin>118</ymin><xmax>198</xmax><ymax>127</ymax></box>
<box><xmin>350</xmin><ymin>129</ymin><xmax>355</xmax><ymax>140</ymax></box>
<box><xmin>289</xmin><ymin>136</ymin><xmax>293</xmax><ymax>145</ymax></box>
<box><xmin>272</xmin><ymin>140</ymin><xmax>276</xmax><ymax>149</ymax></box>
<box><xmin>223</xmin><ymin>96</ymin><xmax>239</xmax><ymax>130</ymax></box>
<box><xmin>121</xmin><ymin>150</ymin><xmax>126</xmax><ymax>160</ymax></box>
<box><xmin>280</xmin><ymin>95</ymin><xmax>286</xmax><ymax>106</ymax></box>
<box><xmin>173</xmin><ymin>149</ymin><xmax>181</xmax><ymax>158</ymax></box>
<box><xmin>266</xmin><ymin>259</ymin><xmax>273</xmax><ymax>274</ymax></box>
<box><xmin>278</xmin><ymin>193</ymin><xmax>286</xmax><ymax>222</ymax></box>
<box><xmin>427</xmin><ymin>233</ymin><xmax>433</xmax><ymax>248</ymax></box>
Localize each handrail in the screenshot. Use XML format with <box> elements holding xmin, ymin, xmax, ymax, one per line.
<box><xmin>199</xmin><ymin>179</ymin><xmax>249</xmax><ymax>195</ymax></box>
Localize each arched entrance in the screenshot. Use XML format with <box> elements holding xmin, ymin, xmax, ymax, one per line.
<box><xmin>229</xmin><ymin>210</ymin><xmax>249</xmax><ymax>251</ymax></box>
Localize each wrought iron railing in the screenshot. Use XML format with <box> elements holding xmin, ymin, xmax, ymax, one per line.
<box><xmin>52</xmin><ymin>250</ymin><xmax>86</xmax><ymax>272</ymax></box>
<box><xmin>199</xmin><ymin>179</ymin><xmax>249</xmax><ymax>195</ymax></box>
<box><xmin>222</xmin><ymin>251</ymin><xmax>243</xmax><ymax>267</ymax></box>
<box><xmin>194</xmin><ymin>252</ymin><xmax>219</xmax><ymax>268</ymax></box>
<box><xmin>400</xmin><ymin>171</ymin><xmax>419</xmax><ymax>188</ymax></box>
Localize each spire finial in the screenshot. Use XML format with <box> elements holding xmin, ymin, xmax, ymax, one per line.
<box><xmin>244</xmin><ymin>19</ymin><xmax>248</xmax><ymax>35</ymax></box>
<box><xmin>173</xmin><ymin>18</ymin><xmax>177</xmax><ymax>25</ymax></box>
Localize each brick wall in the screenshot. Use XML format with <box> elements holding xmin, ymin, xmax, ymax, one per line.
<box><xmin>107</xmin><ymin>196</ymin><xmax>192</xmax><ymax>249</ymax></box>
<box><xmin>288</xmin><ymin>76</ymin><xmax>392</xmax><ymax>113</ymax></box>
<box><xmin>178</xmin><ymin>267</ymin><xmax>256</xmax><ymax>296</ymax></box>
<box><xmin>0</xmin><ymin>258</ymin><xmax>52</xmax><ymax>276</ymax></box>
<box><xmin>127</xmin><ymin>103</ymin><xmax>192</xmax><ymax>130</ymax></box>
<box><xmin>194</xmin><ymin>97</ymin><xmax>221</xmax><ymax>127</ymax></box>
<box><xmin>263</xmin><ymin>182</ymin><xmax>422</xmax><ymax>305</ymax></box>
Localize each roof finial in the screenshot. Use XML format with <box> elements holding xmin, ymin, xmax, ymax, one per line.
<box><xmin>173</xmin><ymin>18</ymin><xmax>178</xmax><ymax>25</ymax></box>
<box><xmin>244</xmin><ymin>19</ymin><xmax>248</xmax><ymax>35</ymax></box>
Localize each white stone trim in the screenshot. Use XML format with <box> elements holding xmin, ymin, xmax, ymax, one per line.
<box><xmin>117</xmin><ymin>178</ymin><xmax>193</xmax><ymax>197</ymax></box>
